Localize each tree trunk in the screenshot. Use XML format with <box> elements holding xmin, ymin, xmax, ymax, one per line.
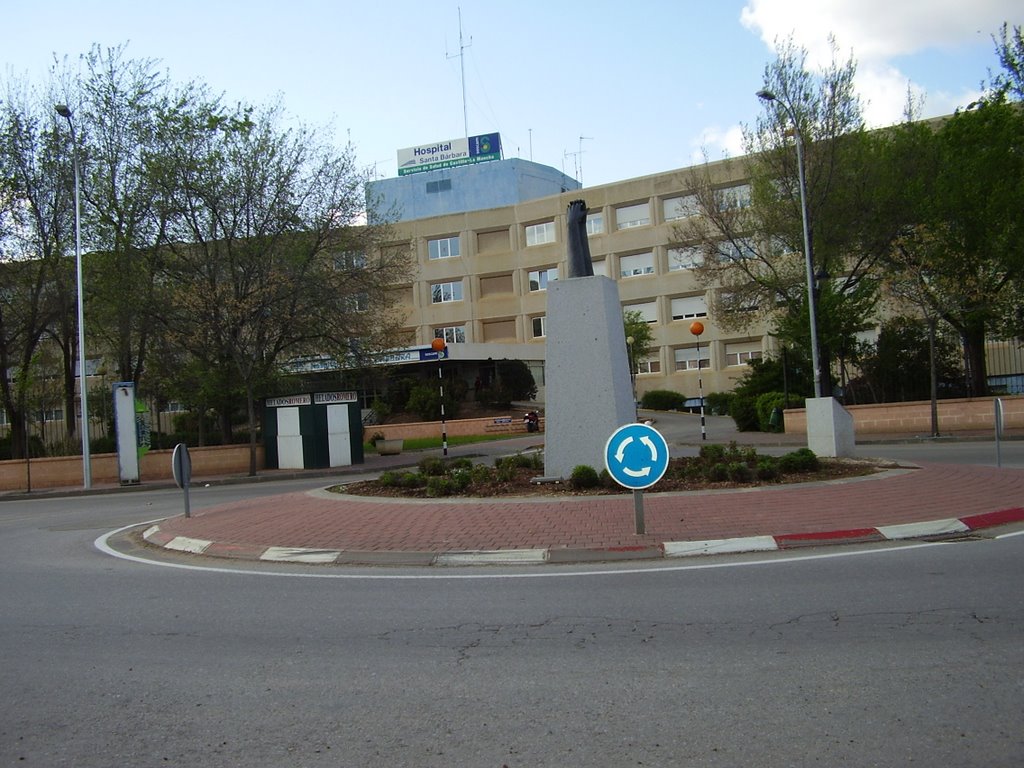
<box><xmin>961</xmin><ymin>321</ymin><xmax>988</xmax><ymax>397</ymax></box>
<box><xmin>246</xmin><ymin>382</ymin><xmax>257</xmax><ymax>477</ymax></box>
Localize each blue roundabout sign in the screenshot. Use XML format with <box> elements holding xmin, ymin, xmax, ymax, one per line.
<box><xmin>604</xmin><ymin>422</ymin><xmax>670</xmax><ymax>490</ymax></box>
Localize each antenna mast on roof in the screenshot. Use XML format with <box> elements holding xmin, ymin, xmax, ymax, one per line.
<box><xmin>578</xmin><ymin>136</ymin><xmax>593</xmax><ymax>186</ymax></box>
<box><xmin>446</xmin><ymin>7</ymin><xmax>472</xmax><ymax>140</ymax></box>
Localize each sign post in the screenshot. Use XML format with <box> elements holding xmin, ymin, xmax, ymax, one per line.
<box><xmin>172</xmin><ymin>443</ymin><xmax>192</xmax><ymax>518</ymax></box>
<box><xmin>604</xmin><ymin>423</ymin><xmax>670</xmax><ymax>535</ymax></box>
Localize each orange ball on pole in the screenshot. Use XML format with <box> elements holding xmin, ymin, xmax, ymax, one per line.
<box><xmin>430</xmin><ymin>337</ymin><xmax>446</xmax><ymax>352</ymax></box>
<box><xmin>689</xmin><ymin>321</ymin><xmax>704</xmax><ymax>337</ymax></box>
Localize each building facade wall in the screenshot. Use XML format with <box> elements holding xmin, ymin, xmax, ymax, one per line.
<box><xmin>385</xmin><ymin>157</ymin><xmax>771</xmax><ymax>402</ymax></box>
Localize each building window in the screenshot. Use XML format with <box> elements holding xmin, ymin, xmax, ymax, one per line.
<box><xmin>725</xmin><ymin>341</ymin><xmax>763</xmax><ymax>366</ymax></box>
<box><xmin>636</xmin><ymin>358</ymin><xmax>661</xmax><ymax>374</ymax></box>
<box><xmin>624</xmin><ymin>301</ymin><xmax>657</xmax><ymax>323</ymax></box>
<box><xmin>619</xmin><ymin>252</ymin><xmax>654</xmax><ymax>278</ymax></box>
<box><xmin>38</xmin><ymin>408</ymin><xmax>64</xmax><ymax>422</ymax></box>
<box><xmin>347</xmin><ymin>291</ymin><xmax>369</xmax><ymax>312</ymax></box>
<box><xmin>718</xmin><ymin>289</ymin><xmax>759</xmax><ymax>313</ymax></box>
<box><xmin>0</xmin><ymin>409</ymin><xmax>8</xmax><ymax>426</ymax></box>
<box><xmin>719</xmin><ymin>239</ymin><xmax>756</xmax><ymax>263</ymax></box>
<box><xmin>592</xmin><ymin>260</ymin><xmax>607</xmax><ymax>277</ymax></box>
<box><xmin>615</xmin><ymin>202</ymin><xmax>650</xmax><ymax>230</ymax></box>
<box><xmin>669</xmin><ymin>246</ymin><xmax>704</xmax><ymax>271</ymax></box>
<box><xmin>525</xmin><ymin>221</ymin><xmax>556</xmax><ymax>246</ymax></box>
<box><xmin>161</xmin><ymin>401</ymin><xmax>188</xmax><ymax>413</ymax></box>
<box><xmin>431</xmin><ymin>281</ymin><xmax>463</xmax><ymax>304</ymax></box>
<box><xmin>426</xmin><ymin>179</ymin><xmax>452</xmax><ymax>194</ymax></box>
<box><xmin>428</xmin><ymin>235</ymin><xmax>460</xmax><ymax>260</ymax></box>
<box><xmin>670</xmin><ymin>295</ymin><xmax>707</xmax><ymax>320</ymax></box>
<box><xmin>674</xmin><ymin>346</ymin><xmax>710</xmax><ymax>371</ymax></box>
<box><xmin>586</xmin><ymin>213</ymin><xmax>604</xmax><ymax>236</ymax></box>
<box><xmin>531</xmin><ymin>316</ymin><xmax>547</xmax><ymax>338</ymax></box>
<box><xmin>335</xmin><ymin>251</ymin><xmax>366</xmax><ymax>270</ymax></box>
<box><xmin>662</xmin><ymin>194</ymin><xmax>700</xmax><ymax>221</ymax></box>
<box><xmin>528</xmin><ymin>267</ymin><xmax>559</xmax><ymax>292</ymax></box>
<box><xmin>434</xmin><ymin>326</ymin><xmax>466</xmax><ymax>344</ymax></box>
<box><xmin>718</xmin><ymin>184</ymin><xmax>751</xmax><ymax>211</ymax></box>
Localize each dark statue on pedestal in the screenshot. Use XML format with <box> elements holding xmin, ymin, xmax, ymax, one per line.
<box><xmin>566</xmin><ymin>199</ymin><xmax>594</xmax><ymax>278</ymax></box>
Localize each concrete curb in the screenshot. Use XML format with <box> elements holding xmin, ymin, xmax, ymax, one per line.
<box><xmin>140</xmin><ymin>506</ymin><xmax>1024</xmax><ymax>567</ymax></box>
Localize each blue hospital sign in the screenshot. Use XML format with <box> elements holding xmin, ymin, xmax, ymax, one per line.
<box><xmin>604</xmin><ymin>423</ymin><xmax>670</xmax><ymax>490</ymax></box>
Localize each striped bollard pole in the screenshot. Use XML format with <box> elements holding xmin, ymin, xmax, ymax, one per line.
<box><xmin>431</xmin><ymin>337</ymin><xmax>449</xmax><ymax>456</ymax></box>
<box><xmin>690</xmin><ymin>321</ymin><xmax>706</xmax><ymax>441</ymax></box>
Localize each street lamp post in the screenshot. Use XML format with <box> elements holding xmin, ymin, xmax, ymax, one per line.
<box><xmin>54</xmin><ymin>104</ymin><xmax>91</xmax><ymax>488</ymax></box>
<box><xmin>756</xmin><ymin>89</ymin><xmax>823</xmax><ymax>399</ymax></box>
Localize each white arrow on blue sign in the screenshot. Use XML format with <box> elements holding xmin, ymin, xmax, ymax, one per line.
<box><xmin>604</xmin><ymin>423</ymin><xmax>670</xmax><ymax>490</ymax></box>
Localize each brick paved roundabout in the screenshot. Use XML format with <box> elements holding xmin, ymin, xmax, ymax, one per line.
<box><xmin>145</xmin><ymin>461</ymin><xmax>1024</xmax><ymax>566</ymax></box>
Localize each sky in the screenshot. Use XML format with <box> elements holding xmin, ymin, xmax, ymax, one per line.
<box><xmin>3</xmin><ymin>1</ymin><xmax>1019</xmax><ymax>187</ymax></box>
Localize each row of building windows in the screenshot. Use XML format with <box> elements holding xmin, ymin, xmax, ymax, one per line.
<box><xmin>423</xmin><ymin>185</ymin><xmax>751</xmax><ymax>260</ymax></box>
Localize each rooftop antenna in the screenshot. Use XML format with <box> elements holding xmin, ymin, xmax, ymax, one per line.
<box><xmin>578</xmin><ymin>135</ymin><xmax>593</xmax><ymax>186</ymax></box>
<box><xmin>446</xmin><ymin>7</ymin><xmax>472</xmax><ymax>140</ymax></box>
<box><xmin>564</xmin><ymin>148</ymin><xmax>580</xmax><ymax>182</ymax></box>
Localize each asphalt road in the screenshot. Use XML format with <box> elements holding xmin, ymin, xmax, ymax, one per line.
<box><xmin>1</xmin><ymin>459</ymin><xmax>1023</xmax><ymax>767</ymax></box>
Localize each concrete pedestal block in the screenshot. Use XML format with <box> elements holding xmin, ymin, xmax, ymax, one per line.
<box><xmin>806</xmin><ymin>396</ymin><xmax>856</xmax><ymax>458</ymax></box>
<box><xmin>544</xmin><ymin>276</ymin><xmax>636</xmax><ymax>479</ymax></box>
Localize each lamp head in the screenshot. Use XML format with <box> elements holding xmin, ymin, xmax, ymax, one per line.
<box><xmin>756</xmin><ymin>90</ymin><xmax>776</xmax><ymax>102</ymax></box>
<box><xmin>54</xmin><ymin>104</ymin><xmax>72</xmax><ymax>119</ymax></box>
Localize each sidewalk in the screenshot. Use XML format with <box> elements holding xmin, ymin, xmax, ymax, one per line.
<box><xmin>141</xmin><ymin>419</ymin><xmax>1024</xmax><ymax>566</ymax></box>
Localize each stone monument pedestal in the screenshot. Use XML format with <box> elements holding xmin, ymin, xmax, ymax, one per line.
<box><xmin>806</xmin><ymin>396</ymin><xmax>855</xmax><ymax>458</ymax></box>
<box><xmin>544</xmin><ymin>276</ymin><xmax>636</xmax><ymax>479</ymax></box>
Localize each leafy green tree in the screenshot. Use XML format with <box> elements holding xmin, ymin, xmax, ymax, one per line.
<box><xmin>623</xmin><ymin>309</ymin><xmax>654</xmax><ymax>376</ymax></box>
<box><xmin>882</xmin><ymin>98</ymin><xmax>1024</xmax><ymax>394</ymax></box>
<box><xmin>0</xmin><ymin>78</ymin><xmax>68</xmax><ymax>458</ymax></box>
<box><xmin>493</xmin><ymin>359</ymin><xmax>537</xmax><ymax>401</ymax></box>
<box><xmin>854</xmin><ymin>317</ymin><xmax>961</xmax><ymax>403</ymax></box>
<box><xmin>991</xmin><ymin>23</ymin><xmax>1024</xmax><ymax>100</ymax></box>
<box><xmin>677</xmin><ymin>38</ymin><xmax>894</xmax><ymax>395</ymax></box>
<box><xmin>151</xmin><ymin>99</ymin><xmax>411</xmax><ymax>473</ymax></box>
<box><xmin>77</xmin><ymin>44</ymin><xmax>173</xmax><ymax>387</ymax></box>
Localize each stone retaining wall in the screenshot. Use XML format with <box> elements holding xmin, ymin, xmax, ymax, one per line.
<box><xmin>784</xmin><ymin>395</ymin><xmax>1022</xmax><ymax>435</ymax></box>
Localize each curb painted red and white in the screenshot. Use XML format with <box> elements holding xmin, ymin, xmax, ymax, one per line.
<box><xmin>141</xmin><ymin>507</ymin><xmax>1024</xmax><ymax>567</ymax></box>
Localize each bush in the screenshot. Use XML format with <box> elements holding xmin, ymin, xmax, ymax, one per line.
<box><xmin>726</xmin><ymin>461</ymin><xmax>754</xmax><ymax>483</ymax></box>
<box><xmin>756</xmin><ymin>456</ymin><xmax>780</xmax><ymax>480</ymax></box>
<box><xmin>449</xmin><ymin>469</ymin><xmax>472</xmax><ymax>492</ymax></box>
<box><xmin>377</xmin><ymin>470</ymin><xmax>401</xmax><ymax>487</ymax></box>
<box><xmin>495</xmin><ymin>452</ymin><xmax>541</xmax><ymax>471</ymax></box>
<box><xmin>569</xmin><ymin>464</ymin><xmax>600</xmax><ymax>489</ymax></box>
<box><xmin>699</xmin><ymin>443</ymin><xmax>726</xmax><ymax>461</ymax></box>
<box><xmin>469</xmin><ymin>463</ymin><xmax>495</xmax><ymax>485</ymax></box>
<box><xmin>405</xmin><ymin>383</ymin><xmax>461</xmax><ymax>422</ymax></box>
<box><xmin>641</xmin><ymin>389</ymin><xmax>687</xmax><ymax>411</ymax></box>
<box><xmin>730</xmin><ymin>394</ymin><xmax>760</xmax><ymax>431</ymax></box>
<box><xmin>706</xmin><ymin>463</ymin><xmax>729</xmax><ymax>482</ymax></box>
<box><xmin>417</xmin><ymin>456</ymin><xmax>447</xmax><ymax>476</ymax></box>
<box><xmin>704</xmin><ymin>391</ymin><xmax>733</xmax><ymax>416</ymax></box>
<box><xmin>397</xmin><ymin>472</ymin><xmax>426</xmax><ymax>489</ymax></box>
<box><xmin>778</xmin><ymin>448</ymin><xmax>819</xmax><ymax>473</ymax></box>
<box><xmin>426</xmin><ymin>476</ymin><xmax>454</xmax><ymax>497</ymax></box>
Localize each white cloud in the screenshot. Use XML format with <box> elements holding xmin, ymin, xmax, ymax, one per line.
<box><xmin>740</xmin><ymin>0</ymin><xmax>1015</xmax><ymax>125</ymax></box>
<box><xmin>690</xmin><ymin>124</ymin><xmax>746</xmax><ymax>163</ymax></box>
